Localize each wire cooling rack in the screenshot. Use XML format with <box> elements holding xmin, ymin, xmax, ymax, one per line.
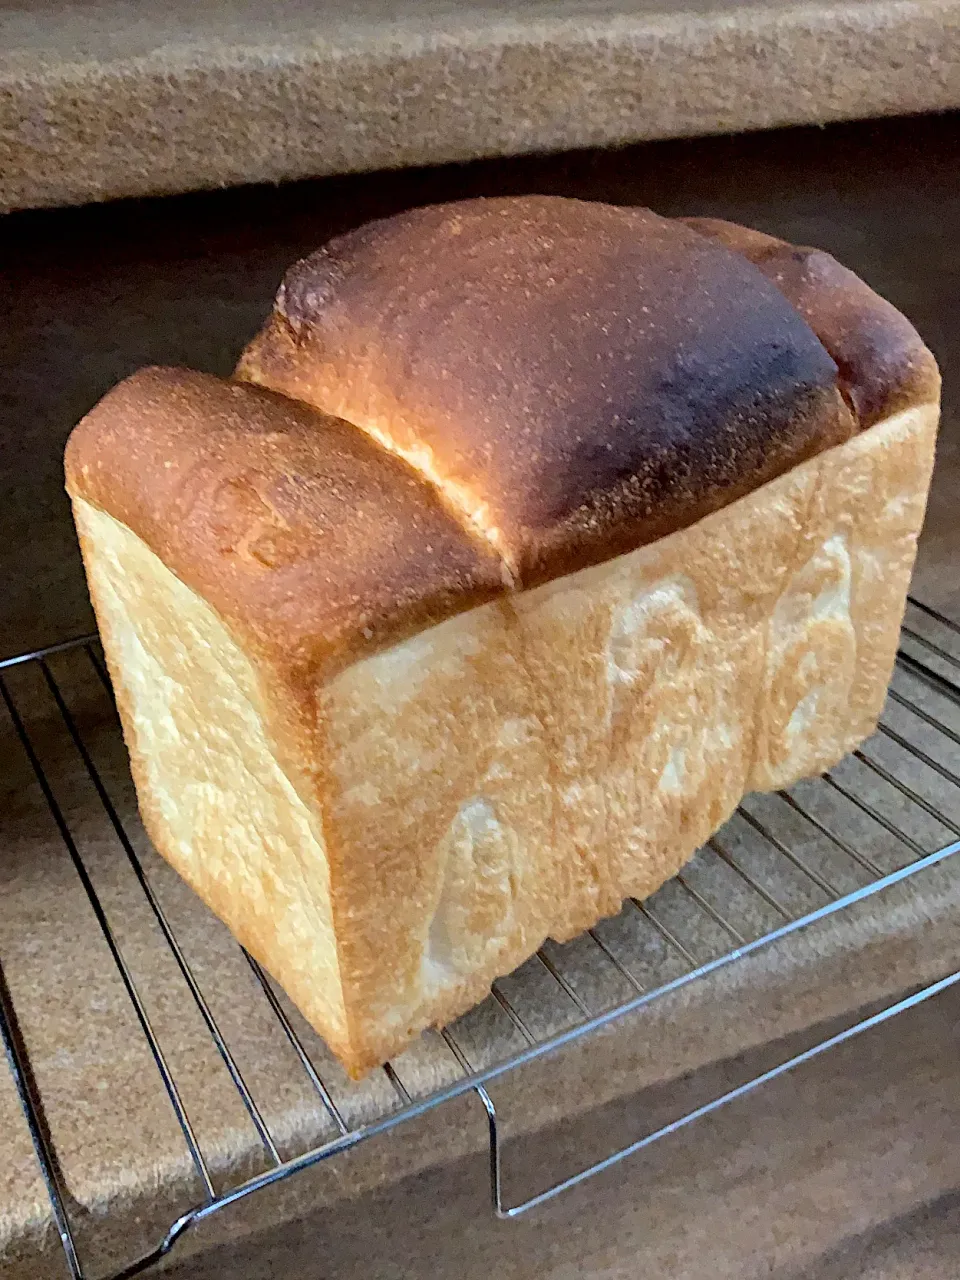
<box><xmin>1</xmin><ymin>597</ymin><xmax>959</xmax><ymax>1280</ymax></box>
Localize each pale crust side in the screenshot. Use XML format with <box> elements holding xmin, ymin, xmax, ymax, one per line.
<box><xmin>71</xmin><ymin>498</ymin><xmax>353</xmax><ymax>1065</ymax></box>
<box><xmin>72</xmin><ymin>400</ymin><xmax>937</xmax><ymax>1076</ymax></box>
<box><xmin>318</xmin><ymin>401</ymin><xmax>937</xmax><ymax>1072</ymax></box>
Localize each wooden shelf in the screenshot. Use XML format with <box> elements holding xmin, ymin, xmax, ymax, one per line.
<box><xmin>2</xmin><ymin>0</ymin><xmax>960</xmax><ymax>212</ymax></box>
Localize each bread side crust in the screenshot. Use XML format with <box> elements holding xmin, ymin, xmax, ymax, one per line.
<box><xmin>311</xmin><ymin>400</ymin><xmax>936</xmax><ymax>1072</ymax></box>
<box><xmin>74</xmin><ymin>398</ymin><xmax>933</xmax><ymax>1076</ymax></box>
<box><xmin>71</xmin><ymin>496</ymin><xmax>353</xmax><ymax>1062</ymax></box>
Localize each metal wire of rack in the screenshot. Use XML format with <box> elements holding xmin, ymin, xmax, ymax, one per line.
<box><xmin>1</xmin><ymin>597</ymin><xmax>959</xmax><ymax>1280</ymax></box>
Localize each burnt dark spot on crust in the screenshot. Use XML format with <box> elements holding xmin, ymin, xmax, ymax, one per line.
<box><xmin>543</xmin><ymin>338</ymin><xmax>833</xmax><ymax>523</ymax></box>
<box><xmin>681</xmin><ymin>217</ymin><xmax>939</xmax><ymax>427</ymax></box>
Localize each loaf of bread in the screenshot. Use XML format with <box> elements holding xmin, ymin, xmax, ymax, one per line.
<box><xmin>65</xmin><ymin>198</ymin><xmax>939</xmax><ymax>1077</ymax></box>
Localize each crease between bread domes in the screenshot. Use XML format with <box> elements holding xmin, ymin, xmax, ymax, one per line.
<box><xmin>321</xmin><ymin>409</ymin><xmax>519</xmax><ymax>589</ymax></box>
<box><xmin>251</xmin><ymin>304</ymin><xmax>521</xmax><ymax>590</ymax></box>
<box><xmin>236</xmin><ymin>197</ymin><xmax>890</xmax><ymax>602</ymax></box>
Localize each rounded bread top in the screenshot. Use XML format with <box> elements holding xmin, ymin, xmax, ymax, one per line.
<box><xmin>68</xmin><ymin>198</ymin><xmax>939</xmax><ymax>686</ymax></box>
<box><xmin>681</xmin><ymin>216</ymin><xmax>939</xmax><ymax>428</ymax></box>
<box><xmin>66</xmin><ymin>367</ymin><xmax>505</xmax><ymax>681</ymax></box>
<box><xmin>240</xmin><ymin>196</ymin><xmax>875</xmax><ymax>583</ymax></box>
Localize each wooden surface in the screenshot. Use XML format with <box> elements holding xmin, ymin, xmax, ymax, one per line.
<box><xmin>2</xmin><ymin>0</ymin><xmax>960</xmax><ymax>211</ymax></box>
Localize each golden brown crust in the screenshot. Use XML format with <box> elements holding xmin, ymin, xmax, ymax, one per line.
<box><xmin>237</xmin><ymin>195</ymin><xmax>858</xmax><ymax>586</ymax></box>
<box><xmin>68</xmin><ymin>201</ymin><xmax>940</xmax><ymax>697</ymax></box>
<box><xmin>680</xmin><ymin>217</ymin><xmax>941</xmax><ymax>426</ymax></box>
<box><xmin>64</xmin><ymin>368</ymin><xmax>505</xmax><ymax>682</ymax></box>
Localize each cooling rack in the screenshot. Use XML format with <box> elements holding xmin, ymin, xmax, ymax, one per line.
<box><xmin>1</xmin><ymin>597</ymin><xmax>959</xmax><ymax>1280</ymax></box>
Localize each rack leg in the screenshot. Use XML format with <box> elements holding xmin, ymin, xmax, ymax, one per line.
<box><xmin>476</xmin><ymin>968</ymin><xmax>960</xmax><ymax>1220</ymax></box>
